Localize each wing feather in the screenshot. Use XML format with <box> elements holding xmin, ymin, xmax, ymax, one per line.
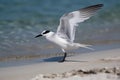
<box><xmin>57</xmin><ymin>4</ymin><xmax>103</xmax><ymax>42</ymax></box>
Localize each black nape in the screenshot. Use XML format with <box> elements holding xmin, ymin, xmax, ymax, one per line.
<box><xmin>43</xmin><ymin>30</ymin><xmax>50</xmax><ymax>34</ymax></box>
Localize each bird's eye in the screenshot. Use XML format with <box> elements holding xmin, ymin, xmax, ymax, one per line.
<box><xmin>43</xmin><ymin>30</ymin><xmax>50</xmax><ymax>34</ymax></box>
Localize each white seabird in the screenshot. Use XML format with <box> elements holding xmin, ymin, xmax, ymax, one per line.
<box><xmin>35</xmin><ymin>4</ymin><xmax>103</xmax><ymax>62</ymax></box>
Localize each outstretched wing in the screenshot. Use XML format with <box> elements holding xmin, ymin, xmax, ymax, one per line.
<box><xmin>57</xmin><ymin>4</ymin><xmax>103</xmax><ymax>42</ymax></box>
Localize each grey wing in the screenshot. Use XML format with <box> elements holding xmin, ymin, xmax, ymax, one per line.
<box><xmin>56</xmin><ymin>4</ymin><xmax>103</xmax><ymax>42</ymax></box>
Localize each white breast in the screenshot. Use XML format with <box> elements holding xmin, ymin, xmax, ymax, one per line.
<box><xmin>46</xmin><ymin>33</ymin><xmax>69</xmax><ymax>49</ymax></box>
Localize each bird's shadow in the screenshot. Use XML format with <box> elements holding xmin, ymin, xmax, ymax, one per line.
<box><xmin>43</xmin><ymin>56</ymin><xmax>88</xmax><ymax>62</ymax></box>
<box><xmin>43</xmin><ymin>56</ymin><xmax>63</xmax><ymax>62</ymax></box>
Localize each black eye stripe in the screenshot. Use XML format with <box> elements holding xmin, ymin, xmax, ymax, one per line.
<box><xmin>43</xmin><ymin>30</ymin><xmax>50</xmax><ymax>34</ymax></box>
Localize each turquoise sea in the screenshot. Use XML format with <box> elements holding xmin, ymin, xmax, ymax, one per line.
<box><xmin>0</xmin><ymin>0</ymin><xmax>120</xmax><ymax>63</ymax></box>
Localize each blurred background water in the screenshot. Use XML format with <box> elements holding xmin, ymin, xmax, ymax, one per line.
<box><xmin>0</xmin><ymin>0</ymin><xmax>120</xmax><ymax>61</ymax></box>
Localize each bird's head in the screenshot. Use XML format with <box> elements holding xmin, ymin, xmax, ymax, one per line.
<box><xmin>35</xmin><ymin>30</ymin><xmax>51</xmax><ymax>38</ymax></box>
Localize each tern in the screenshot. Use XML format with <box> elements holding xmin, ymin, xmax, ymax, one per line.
<box><xmin>35</xmin><ymin>4</ymin><xmax>103</xmax><ymax>62</ymax></box>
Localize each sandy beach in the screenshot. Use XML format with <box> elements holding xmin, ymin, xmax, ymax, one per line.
<box><xmin>0</xmin><ymin>0</ymin><xmax>120</xmax><ymax>80</ymax></box>
<box><xmin>0</xmin><ymin>48</ymin><xmax>120</xmax><ymax>80</ymax></box>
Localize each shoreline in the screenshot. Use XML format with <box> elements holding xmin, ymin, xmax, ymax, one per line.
<box><xmin>0</xmin><ymin>48</ymin><xmax>120</xmax><ymax>80</ymax></box>
<box><xmin>0</xmin><ymin>43</ymin><xmax>120</xmax><ymax>63</ymax></box>
<box><xmin>0</xmin><ymin>43</ymin><xmax>120</xmax><ymax>66</ymax></box>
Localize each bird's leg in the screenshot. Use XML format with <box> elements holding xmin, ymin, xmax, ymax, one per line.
<box><xmin>58</xmin><ymin>52</ymin><xmax>67</xmax><ymax>62</ymax></box>
<box><xmin>58</xmin><ymin>49</ymin><xmax>67</xmax><ymax>62</ymax></box>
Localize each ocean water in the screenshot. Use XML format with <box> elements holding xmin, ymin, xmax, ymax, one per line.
<box><xmin>0</xmin><ymin>0</ymin><xmax>120</xmax><ymax>61</ymax></box>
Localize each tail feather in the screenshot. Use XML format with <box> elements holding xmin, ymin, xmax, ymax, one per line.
<box><xmin>77</xmin><ymin>43</ymin><xmax>94</xmax><ymax>50</ymax></box>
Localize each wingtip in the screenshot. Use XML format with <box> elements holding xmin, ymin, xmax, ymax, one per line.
<box><xmin>80</xmin><ymin>4</ymin><xmax>104</xmax><ymax>11</ymax></box>
<box><xmin>89</xmin><ymin>4</ymin><xmax>104</xmax><ymax>8</ymax></box>
<box><xmin>96</xmin><ymin>4</ymin><xmax>104</xmax><ymax>7</ymax></box>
